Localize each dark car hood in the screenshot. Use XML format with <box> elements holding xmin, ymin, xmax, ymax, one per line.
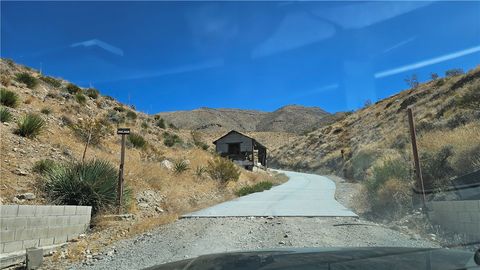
<box><xmin>144</xmin><ymin>247</ymin><xmax>478</xmax><ymax>270</ymax></box>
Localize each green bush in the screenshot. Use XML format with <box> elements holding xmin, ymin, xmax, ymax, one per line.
<box><xmin>421</xmin><ymin>146</ymin><xmax>455</xmax><ymax>190</ymax></box>
<box><xmin>16</xmin><ymin>113</ymin><xmax>45</xmax><ymax>138</ymax></box>
<box><xmin>195</xmin><ymin>165</ymin><xmax>207</xmax><ymax>178</ymax></box>
<box><xmin>40</xmin><ymin>107</ymin><xmax>52</xmax><ymax>115</ymax></box>
<box><xmin>128</xmin><ymin>133</ymin><xmax>147</xmax><ymax>149</ymax></box>
<box><xmin>75</xmin><ymin>93</ymin><xmax>87</xmax><ymax>104</ymax></box>
<box><xmin>44</xmin><ymin>159</ymin><xmax>130</xmax><ymax>214</ymax></box>
<box><xmin>0</xmin><ymin>106</ymin><xmax>12</xmax><ymax>122</ymax></box>
<box><xmin>0</xmin><ymin>88</ymin><xmax>19</xmax><ymax>107</ymax></box>
<box><xmin>156</xmin><ymin>118</ymin><xmax>166</xmax><ymax>128</ymax></box>
<box><xmin>163</xmin><ymin>132</ymin><xmax>182</xmax><ymax>147</ymax></box>
<box><xmin>365</xmin><ymin>158</ymin><xmax>410</xmax><ymax>195</ymax></box>
<box><xmin>445</xmin><ymin>68</ymin><xmax>464</xmax><ymax>77</ymax></box>
<box><xmin>141</xmin><ymin>121</ymin><xmax>149</xmax><ymax>129</ymax></box>
<box><xmin>40</xmin><ymin>76</ymin><xmax>62</xmax><ymax>88</ymax></box>
<box><xmin>15</xmin><ymin>73</ymin><xmax>38</xmax><ymax>88</ymax></box>
<box><xmin>346</xmin><ymin>149</ymin><xmax>378</xmax><ymax>181</ymax></box>
<box><xmin>107</xmin><ymin>110</ymin><xmax>125</xmax><ymax>124</ymax></box>
<box><xmin>113</xmin><ymin>106</ymin><xmax>125</xmax><ymax>112</ymax></box>
<box><xmin>126</xmin><ymin>110</ymin><xmax>137</xmax><ymax>120</ymax></box>
<box><xmin>33</xmin><ymin>159</ymin><xmax>57</xmax><ymax>175</ymax></box>
<box><xmin>65</xmin><ymin>83</ymin><xmax>82</xmax><ymax>94</ymax></box>
<box><xmin>236</xmin><ymin>181</ymin><xmax>273</xmax><ymax>196</ymax></box>
<box><xmin>85</xmin><ymin>88</ymin><xmax>99</xmax><ymax>99</ymax></box>
<box><xmin>173</xmin><ymin>160</ymin><xmax>189</xmax><ymax>174</ymax></box>
<box><xmin>207</xmin><ymin>157</ymin><xmax>240</xmax><ymax>184</ymax></box>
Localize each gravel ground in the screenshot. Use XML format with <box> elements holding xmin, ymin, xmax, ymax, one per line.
<box><xmin>65</xmin><ymin>216</ymin><xmax>438</xmax><ymax>270</ymax></box>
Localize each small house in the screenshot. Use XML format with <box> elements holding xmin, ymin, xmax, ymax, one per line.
<box><xmin>213</xmin><ymin>130</ymin><xmax>267</xmax><ymax>170</ymax></box>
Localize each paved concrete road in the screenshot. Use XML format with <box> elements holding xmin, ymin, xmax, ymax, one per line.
<box><xmin>183</xmin><ymin>170</ymin><xmax>357</xmax><ymax>217</ymax></box>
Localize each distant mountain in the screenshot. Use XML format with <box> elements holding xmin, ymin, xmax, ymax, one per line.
<box><xmin>157</xmin><ymin>105</ymin><xmax>335</xmax><ymax>134</ymax></box>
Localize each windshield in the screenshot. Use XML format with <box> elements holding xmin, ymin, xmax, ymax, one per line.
<box><xmin>0</xmin><ymin>1</ymin><xmax>479</xmax><ymax>270</ymax></box>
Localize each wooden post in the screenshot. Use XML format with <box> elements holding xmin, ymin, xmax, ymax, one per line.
<box><xmin>116</xmin><ymin>128</ymin><xmax>130</xmax><ymax>214</ymax></box>
<box><xmin>407</xmin><ymin>107</ymin><xmax>427</xmax><ymax>209</ymax></box>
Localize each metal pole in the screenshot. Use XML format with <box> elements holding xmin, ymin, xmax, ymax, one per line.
<box><xmin>407</xmin><ymin>107</ymin><xmax>427</xmax><ymax>209</ymax></box>
<box><xmin>117</xmin><ymin>134</ymin><xmax>126</xmax><ymax>214</ymax></box>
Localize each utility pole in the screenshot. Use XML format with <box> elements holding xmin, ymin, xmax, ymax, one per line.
<box><xmin>407</xmin><ymin>107</ymin><xmax>427</xmax><ymax>209</ymax></box>
<box><xmin>116</xmin><ymin>128</ymin><xmax>130</xmax><ymax>214</ymax></box>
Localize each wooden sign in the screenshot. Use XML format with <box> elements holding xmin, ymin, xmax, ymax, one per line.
<box><xmin>117</xmin><ymin>128</ymin><xmax>131</xmax><ymax>135</ymax></box>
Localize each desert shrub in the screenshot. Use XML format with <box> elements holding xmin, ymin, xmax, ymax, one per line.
<box><xmin>404</xmin><ymin>74</ymin><xmax>419</xmax><ymax>89</ymax></box>
<box><xmin>40</xmin><ymin>107</ymin><xmax>52</xmax><ymax>115</ymax></box>
<box><xmin>141</xmin><ymin>121</ymin><xmax>149</xmax><ymax>129</ymax></box>
<box><xmin>445</xmin><ymin>68</ymin><xmax>464</xmax><ymax>77</ymax></box>
<box><xmin>113</xmin><ymin>106</ymin><xmax>125</xmax><ymax>112</ymax></box>
<box><xmin>194</xmin><ymin>165</ymin><xmax>207</xmax><ymax>178</ymax></box>
<box><xmin>85</xmin><ymin>88</ymin><xmax>99</xmax><ymax>99</ymax></box>
<box><xmin>173</xmin><ymin>160</ymin><xmax>189</xmax><ymax>174</ymax></box>
<box><xmin>61</xmin><ymin>115</ymin><xmax>74</xmax><ymax>126</ymax></box>
<box><xmin>236</xmin><ymin>181</ymin><xmax>273</xmax><ymax>196</ymax></box>
<box><xmin>126</xmin><ymin>110</ymin><xmax>137</xmax><ymax>120</ymax></box>
<box><xmin>421</xmin><ymin>146</ymin><xmax>455</xmax><ymax>190</ymax></box>
<box><xmin>70</xmin><ymin>118</ymin><xmax>111</xmax><ymax>146</ymax></box>
<box><xmin>40</xmin><ymin>76</ymin><xmax>62</xmax><ymax>88</ymax></box>
<box><xmin>16</xmin><ymin>113</ymin><xmax>45</xmax><ymax>138</ymax></box>
<box><xmin>0</xmin><ymin>88</ymin><xmax>19</xmax><ymax>107</ymax></box>
<box><xmin>15</xmin><ymin>73</ymin><xmax>38</xmax><ymax>88</ymax></box>
<box><xmin>104</xmin><ymin>95</ymin><xmax>114</xmax><ymax>101</ymax></box>
<box><xmin>363</xmin><ymin>158</ymin><xmax>411</xmax><ymax>218</ymax></box>
<box><xmin>65</xmin><ymin>83</ymin><xmax>82</xmax><ymax>94</ymax></box>
<box><xmin>391</xmin><ymin>134</ymin><xmax>409</xmax><ymax>150</ymax></box>
<box><xmin>1</xmin><ymin>75</ymin><xmax>11</xmax><ymax>86</ymax></box>
<box><xmin>156</xmin><ymin>118</ymin><xmax>166</xmax><ymax>128</ymax></box>
<box><xmin>346</xmin><ymin>148</ymin><xmax>378</xmax><ymax>181</ymax></box>
<box><xmin>128</xmin><ymin>133</ymin><xmax>147</xmax><ymax>149</ymax></box>
<box><xmin>32</xmin><ymin>159</ymin><xmax>57</xmax><ymax>175</ymax></box>
<box><xmin>75</xmin><ymin>93</ymin><xmax>87</xmax><ymax>104</ymax></box>
<box><xmin>163</xmin><ymin>132</ymin><xmax>182</xmax><ymax>147</ymax></box>
<box><xmin>207</xmin><ymin>157</ymin><xmax>240</xmax><ymax>184</ymax></box>
<box><xmin>451</xmin><ymin>145</ymin><xmax>480</xmax><ymax>174</ymax></box>
<box><xmin>191</xmin><ymin>131</ymin><xmax>209</xmax><ymax>150</ymax></box>
<box><xmin>445</xmin><ymin>114</ymin><xmax>470</xmax><ymax>129</ymax></box>
<box><xmin>44</xmin><ymin>159</ymin><xmax>130</xmax><ymax>214</ymax></box>
<box><xmin>169</xmin><ymin>123</ymin><xmax>178</xmax><ymax>130</ymax></box>
<box><xmin>107</xmin><ymin>110</ymin><xmax>125</xmax><ymax>124</ymax></box>
<box><xmin>0</xmin><ymin>106</ymin><xmax>12</xmax><ymax>122</ymax></box>
<box><xmin>456</xmin><ymin>85</ymin><xmax>480</xmax><ymax>111</ymax></box>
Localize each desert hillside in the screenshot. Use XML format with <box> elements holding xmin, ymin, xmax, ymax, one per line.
<box><xmin>0</xmin><ymin>58</ymin><xmax>286</xmax><ymax>232</ymax></box>
<box><xmin>158</xmin><ymin>104</ymin><xmax>335</xmax><ymax>134</ymax></box>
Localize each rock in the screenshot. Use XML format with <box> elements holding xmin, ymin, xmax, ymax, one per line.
<box><xmin>13</xmin><ymin>197</ymin><xmax>24</xmax><ymax>204</ymax></box>
<box><xmin>161</xmin><ymin>160</ymin><xmax>174</xmax><ymax>170</ymax></box>
<box><xmin>14</xmin><ymin>168</ymin><xmax>28</xmax><ymax>176</ymax></box>
<box><xmin>278</xmin><ymin>241</ymin><xmax>286</xmax><ymax>245</ymax></box>
<box><xmin>105</xmin><ymin>250</ymin><xmax>115</xmax><ymax>256</ymax></box>
<box><xmin>16</xmin><ymin>192</ymin><xmax>36</xmax><ymax>200</ymax></box>
<box><xmin>155</xmin><ymin>206</ymin><xmax>164</xmax><ymax>213</ymax></box>
<box><xmin>266</xmin><ymin>216</ymin><xmax>274</xmax><ymax>220</ymax></box>
<box><xmin>283</xmin><ymin>234</ymin><xmax>288</xmax><ymax>238</ymax></box>
<box><xmin>138</xmin><ymin>203</ymin><xmax>149</xmax><ymax>208</ymax></box>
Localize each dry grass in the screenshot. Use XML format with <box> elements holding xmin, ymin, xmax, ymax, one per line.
<box><xmin>418</xmin><ymin>122</ymin><xmax>480</xmax><ymax>154</ymax></box>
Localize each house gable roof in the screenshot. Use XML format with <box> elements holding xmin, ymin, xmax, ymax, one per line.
<box><xmin>212</xmin><ymin>130</ymin><xmax>266</xmax><ymax>149</ymax></box>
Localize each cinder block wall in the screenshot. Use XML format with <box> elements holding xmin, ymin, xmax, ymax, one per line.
<box><xmin>427</xmin><ymin>200</ymin><xmax>480</xmax><ymax>241</ymax></box>
<box><xmin>0</xmin><ymin>205</ymin><xmax>91</xmax><ymax>254</ymax></box>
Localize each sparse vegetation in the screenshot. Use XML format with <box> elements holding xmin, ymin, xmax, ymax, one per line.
<box><xmin>173</xmin><ymin>160</ymin><xmax>189</xmax><ymax>174</ymax></box>
<box><xmin>75</xmin><ymin>93</ymin><xmax>87</xmax><ymax>104</ymax></box>
<box><xmin>85</xmin><ymin>88</ymin><xmax>99</xmax><ymax>99</ymax></box>
<box><xmin>40</xmin><ymin>76</ymin><xmax>62</xmax><ymax>88</ymax></box>
<box><xmin>40</xmin><ymin>107</ymin><xmax>52</xmax><ymax>115</ymax></box>
<box><xmin>70</xmin><ymin>118</ymin><xmax>111</xmax><ymax>146</ymax></box>
<box><xmin>0</xmin><ymin>88</ymin><xmax>19</xmax><ymax>107</ymax></box>
<box><xmin>16</xmin><ymin>113</ymin><xmax>45</xmax><ymax>138</ymax></box>
<box><xmin>32</xmin><ymin>159</ymin><xmax>57</xmax><ymax>175</ymax></box>
<box><xmin>207</xmin><ymin>156</ymin><xmax>240</xmax><ymax>184</ymax></box>
<box><xmin>236</xmin><ymin>181</ymin><xmax>273</xmax><ymax>196</ymax></box>
<box><xmin>194</xmin><ymin>165</ymin><xmax>207</xmax><ymax>178</ymax></box>
<box><xmin>65</xmin><ymin>83</ymin><xmax>82</xmax><ymax>94</ymax></box>
<box><xmin>15</xmin><ymin>72</ymin><xmax>38</xmax><ymax>88</ymax></box>
<box><xmin>169</xmin><ymin>123</ymin><xmax>178</xmax><ymax>130</ymax></box>
<box><xmin>0</xmin><ymin>106</ymin><xmax>12</xmax><ymax>122</ymax></box>
<box><xmin>113</xmin><ymin>106</ymin><xmax>126</xmax><ymax>112</ymax></box>
<box><xmin>457</xmin><ymin>85</ymin><xmax>480</xmax><ymax>111</ymax></box>
<box><xmin>404</xmin><ymin>74</ymin><xmax>419</xmax><ymax>89</ymax></box>
<box><xmin>445</xmin><ymin>68</ymin><xmax>464</xmax><ymax>77</ymax></box>
<box><xmin>126</xmin><ymin>110</ymin><xmax>137</xmax><ymax>120</ymax></box>
<box><xmin>163</xmin><ymin>131</ymin><xmax>182</xmax><ymax>147</ymax></box>
<box><xmin>44</xmin><ymin>159</ymin><xmax>130</xmax><ymax>214</ymax></box>
<box><xmin>141</xmin><ymin>121</ymin><xmax>149</xmax><ymax>129</ymax></box>
<box><xmin>156</xmin><ymin>118</ymin><xmax>166</xmax><ymax>128</ymax></box>
<box><xmin>191</xmin><ymin>131</ymin><xmax>209</xmax><ymax>150</ymax></box>
<box><xmin>128</xmin><ymin>133</ymin><xmax>147</xmax><ymax>149</ymax></box>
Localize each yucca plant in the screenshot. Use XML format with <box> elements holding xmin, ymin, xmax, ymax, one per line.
<box><xmin>128</xmin><ymin>133</ymin><xmax>147</xmax><ymax>149</ymax></box>
<box><xmin>33</xmin><ymin>159</ymin><xmax>57</xmax><ymax>175</ymax></box>
<box><xmin>173</xmin><ymin>160</ymin><xmax>189</xmax><ymax>174</ymax></box>
<box><xmin>16</xmin><ymin>113</ymin><xmax>45</xmax><ymax>138</ymax></box>
<box><xmin>194</xmin><ymin>165</ymin><xmax>207</xmax><ymax>178</ymax></box>
<box><xmin>15</xmin><ymin>72</ymin><xmax>38</xmax><ymax>88</ymax></box>
<box><xmin>0</xmin><ymin>88</ymin><xmax>19</xmax><ymax>107</ymax></box>
<box><xmin>0</xmin><ymin>106</ymin><xmax>12</xmax><ymax>123</ymax></box>
<box><xmin>44</xmin><ymin>159</ymin><xmax>130</xmax><ymax>214</ymax></box>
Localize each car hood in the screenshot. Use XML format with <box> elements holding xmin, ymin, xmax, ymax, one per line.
<box><xmin>144</xmin><ymin>247</ymin><xmax>478</xmax><ymax>270</ymax></box>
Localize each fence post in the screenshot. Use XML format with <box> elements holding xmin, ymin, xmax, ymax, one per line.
<box><xmin>116</xmin><ymin>128</ymin><xmax>130</xmax><ymax>214</ymax></box>
<box><xmin>407</xmin><ymin>107</ymin><xmax>427</xmax><ymax>209</ymax></box>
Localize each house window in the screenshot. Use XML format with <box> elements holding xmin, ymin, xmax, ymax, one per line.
<box><xmin>228</xmin><ymin>143</ymin><xmax>241</xmax><ymax>155</ymax></box>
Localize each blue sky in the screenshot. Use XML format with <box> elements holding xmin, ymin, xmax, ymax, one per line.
<box><xmin>1</xmin><ymin>1</ymin><xmax>479</xmax><ymax>114</ymax></box>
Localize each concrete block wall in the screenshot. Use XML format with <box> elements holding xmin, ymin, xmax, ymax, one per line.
<box><xmin>427</xmin><ymin>200</ymin><xmax>480</xmax><ymax>241</ymax></box>
<box><xmin>0</xmin><ymin>205</ymin><xmax>91</xmax><ymax>254</ymax></box>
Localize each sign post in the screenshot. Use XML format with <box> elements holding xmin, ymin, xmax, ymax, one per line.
<box><xmin>116</xmin><ymin>128</ymin><xmax>130</xmax><ymax>214</ymax></box>
<box><xmin>407</xmin><ymin>107</ymin><xmax>426</xmax><ymax>209</ymax></box>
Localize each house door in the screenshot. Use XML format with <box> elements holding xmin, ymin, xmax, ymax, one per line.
<box><xmin>228</xmin><ymin>143</ymin><xmax>241</xmax><ymax>155</ymax></box>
